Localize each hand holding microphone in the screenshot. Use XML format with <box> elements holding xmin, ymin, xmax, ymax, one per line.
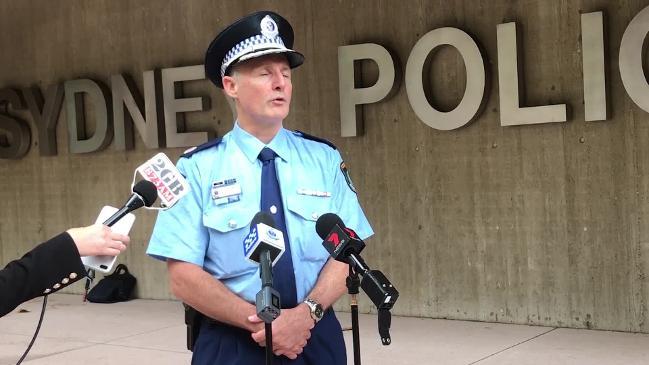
<box><xmin>82</xmin><ymin>153</ymin><xmax>185</xmax><ymax>273</ymax></box>
<box><xmin>67</xmin><ymin>224</ymin><xmax>130</xmax><ymax>257</ymax></box>
<box><xmin>81</xmin><ymin>180</ymin><xmax>158</xmax><ymax>273</ymax></box>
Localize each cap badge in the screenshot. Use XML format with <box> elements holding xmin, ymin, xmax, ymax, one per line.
<box><xmin>260</xmin><ymin>15</ymin><xmax>279</xmax><ymax>39</ymax></box>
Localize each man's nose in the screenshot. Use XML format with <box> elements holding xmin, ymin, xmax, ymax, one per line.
<box><xmin>272</xmin><ymin>72</ymin><xmax>286</xmax><ymax>90</ymax></box>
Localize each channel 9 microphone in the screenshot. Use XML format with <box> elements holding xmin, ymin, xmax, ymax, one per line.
<box><xmin>316</xmin><ymin>213</ymin><xmax>399</xmax><ymax>310</ymax></box>
<box><xmin>243</xmin><ymin>212</ymin><xmax>285</xmax><ymax>323</ymax></box>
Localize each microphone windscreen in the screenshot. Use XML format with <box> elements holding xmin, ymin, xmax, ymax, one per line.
<box><xmin>251</xmin><ymin>211</ymin><xmax>276</xmax><ymax>228</ymax></box>
<box><xmin>133</xmin><ymin>180</ymin><xmax>158</xmax><ymax>207</ymax></box>
<box><xmin>316</xmin><ymin>213</ymin><xmax>345</xmax><ymax>239</ymax></box>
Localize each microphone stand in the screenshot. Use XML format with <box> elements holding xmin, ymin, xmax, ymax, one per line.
<box><xmin>346</xmin><ymin>253</ymin><xmax>398</xmax><ymax>364</ymax></box>
<box><xmin>256</xmin><ymin>250</ymin><xmax>281</xmax><ymax>365</ymax></box>
<box><xmin>347</xmin><ymin>265</ymin><xmax>362</xmax><ymax>365</ymax></box>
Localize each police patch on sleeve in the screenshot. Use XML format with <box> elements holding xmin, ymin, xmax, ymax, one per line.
<box><xmin>340</xmin><ymin>162</ymin><xmax>357</xmax><ymax>194</ymax></box>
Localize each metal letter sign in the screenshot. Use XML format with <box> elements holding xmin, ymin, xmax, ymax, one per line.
<box><xmin>405</xmin><ymin>27</ymin><xmax>486</xmax><ymax>130</ymax></box>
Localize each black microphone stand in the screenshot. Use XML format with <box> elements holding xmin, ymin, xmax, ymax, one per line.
<box><xmin>256</xmin><ymin>250</ymin><xmax>281</xmax><ymax>365</ymax></box>
<box><xmin>347</xmin><ymin>265</ymin><xmax>362</xmax><ymax>365</ymax></box>
<box><xmin>346</xmin><ymin>253</ymin><xmax>398</xmax><ymax>365</ymax></box>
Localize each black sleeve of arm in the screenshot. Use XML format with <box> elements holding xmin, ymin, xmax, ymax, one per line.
<box><xmin>0</xmin><ymin>232</ymin><xmax>86</xmax><ymax>317</ymax></box>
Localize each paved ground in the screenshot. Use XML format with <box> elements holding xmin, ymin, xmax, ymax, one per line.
<box><xmin>1</xmin><ymin>294</ymin><xmax>648</xmax><ymax>364</ymax></box>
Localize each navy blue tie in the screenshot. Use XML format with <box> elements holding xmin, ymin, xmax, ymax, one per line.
<box><xmin>258</xmin><ymin>147</ymin><xmax>297</xmax><ymax>308</ymax></box>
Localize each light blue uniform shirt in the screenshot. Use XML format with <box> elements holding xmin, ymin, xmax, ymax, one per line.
<box><xmin>147</xmin><ymin>123</ymin><xmax>373</xmax><ymax>304</ymax></box>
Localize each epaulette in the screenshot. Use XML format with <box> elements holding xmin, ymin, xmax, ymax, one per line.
<box><xmin>292</xmin><ymin>130</ymin><xmax>337</xmax><ymax>150</ymax></box>
<box><xmin>180</xmin><ymin>138</ymin><xmax>222</xmax><ymax>158</ymax></box>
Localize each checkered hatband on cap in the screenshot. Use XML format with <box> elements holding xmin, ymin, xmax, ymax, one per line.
<box><xmin>220</xmin><ymin>34</ymin><xmax>287</xmax><ymax>78</ymax></box>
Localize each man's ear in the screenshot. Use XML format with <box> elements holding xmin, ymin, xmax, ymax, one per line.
<box><xmin>222</xmin><ymin>76</ymin><xmax>238</xmax><ymax>98</ymax></box>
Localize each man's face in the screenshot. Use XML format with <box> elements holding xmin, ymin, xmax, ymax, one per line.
<box><xmin>224</xmin><ymin>54</ymin><xmax>292</xmax><ymax>125</ymax></box>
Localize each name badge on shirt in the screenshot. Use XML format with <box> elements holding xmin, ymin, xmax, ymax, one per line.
<box><xmin>297</xmin><ymin>188</ymin><xmax>331</xmax><ymax>198</ymax></box>
<box><xmin>212</xmin><ymin>178</ymin><xmax>242</xmax><ymax>205</ymax></box>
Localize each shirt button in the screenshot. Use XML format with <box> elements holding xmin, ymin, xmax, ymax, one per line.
<box><xmin>62</xmin><ymin>278</ymin><xmax>70</xmax><ymax>284</ymax></box>
<box><xmin>270</xmin><ymin>205</ymin><xmax>278</xmax><ymax>214</ymax></box>
<box><xmin>69</xmin><ymin>273</ymin><xmax>78</xmax><ymax>279</ymax></box>
<box><xmin>228</xmin><ymin>220</ymin><xmax>237</xmax><ymax>228</ymax></box>
<box><xmin>43</xmin><ymin>289</ymin><xmax>51</xmax><ymax>294</ymax></box>
<box><xmin>312</xmin><ymin>212</ymin><xmax>319</xmax><ymax>220</ymax></box>
<box><xmin>53</xmin><ymin>283</ymin><xmax>61</xmax><ymax>289</ymax></box>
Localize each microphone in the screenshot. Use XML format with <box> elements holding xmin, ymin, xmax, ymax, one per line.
<box><xmin>316</xmin><ymin>213</ymin><xmax>399</xmax><ymax>310</ymax></box>
<box><xmin>103</xmin><ymin>180</ymin><xmax>158</xmax><ymax>227</ymax></box>
<box><xmin>243</xmin><ymin>212</ymin><xmax>285</xmax><ymax>323</ymax></box>
<box><xmin>135</xmin><ymin>152</ymin><xmax>191</xmax><ymax>209</ymax></box>
<box><xmin>243</xmin><ymin>212</ymin><xmax>285</xmax><ymax>266</ymax></box>
<box><xmin>317</xmin><ymin>213</ymin><xmax>367</xmax><ymax>269</ymax></box>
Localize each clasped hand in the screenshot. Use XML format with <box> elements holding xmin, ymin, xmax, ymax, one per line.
<box><xmin>248</xmin><ymin>305</ymin><xmax>314</xmax><ymax>359</ymax></box>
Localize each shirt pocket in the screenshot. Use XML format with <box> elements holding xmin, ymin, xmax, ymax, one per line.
<box><xmin>202</xmin><ymin>205</ymin><xmax>258</xmax><ymax>278</ymax></box>
<box><xmin>286</xmin><ymin>194</ymin><xmax>333</xmax><ymax>263</ymax></box>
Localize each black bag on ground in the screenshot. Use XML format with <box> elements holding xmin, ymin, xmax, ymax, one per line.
<box><xmin>87</xmin><ymin>264</ymin><xmax>137</xmax><ymax>303</ymax></box>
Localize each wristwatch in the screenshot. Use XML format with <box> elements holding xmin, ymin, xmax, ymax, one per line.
<box><xmin>303</xmin><ymin>298</ymin><xmax>324</xmax><ymax>323</ymax></box>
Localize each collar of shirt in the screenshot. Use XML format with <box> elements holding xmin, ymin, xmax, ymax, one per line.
<box><xmin>231</xmin><ymin>122</ymin><xmax>291</xmax><ymax>164</ymax></box>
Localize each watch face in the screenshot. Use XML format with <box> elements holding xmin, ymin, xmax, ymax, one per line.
<box><xmin>314</xmin><ymin>304</ymin><xmax>324</xmax><ymax>319</ymax></box>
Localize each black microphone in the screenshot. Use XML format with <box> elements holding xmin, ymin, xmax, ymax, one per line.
<box><xmin>103</xmin><ymin>180</ymin><xmax>158</xmax><ymax>227</ymax></box>
<box><xmin>316</xmin><ymin>213</ymin><xmax>399</xmax><ymax>310</ymax></box>
<box><xmin>316</xmin><ymin>213</ymin><xmax>368</xmax><ymax>271</ymax></box>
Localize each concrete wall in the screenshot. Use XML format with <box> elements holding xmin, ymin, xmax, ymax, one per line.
<box><xmin>2</xmin><ymin>0</ymin><xmax>649</xmax><ymax>333</ymax></box>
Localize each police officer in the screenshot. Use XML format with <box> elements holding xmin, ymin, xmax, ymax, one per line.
<box><xmin>147</xmin><ymin>11</ymin><xmax>373</xmax><ymax>364</ymax></box>
<box><xmin>0</xmin><ymin>224</ymin><xmax>130</xmax><ymax>317</ymax></box>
